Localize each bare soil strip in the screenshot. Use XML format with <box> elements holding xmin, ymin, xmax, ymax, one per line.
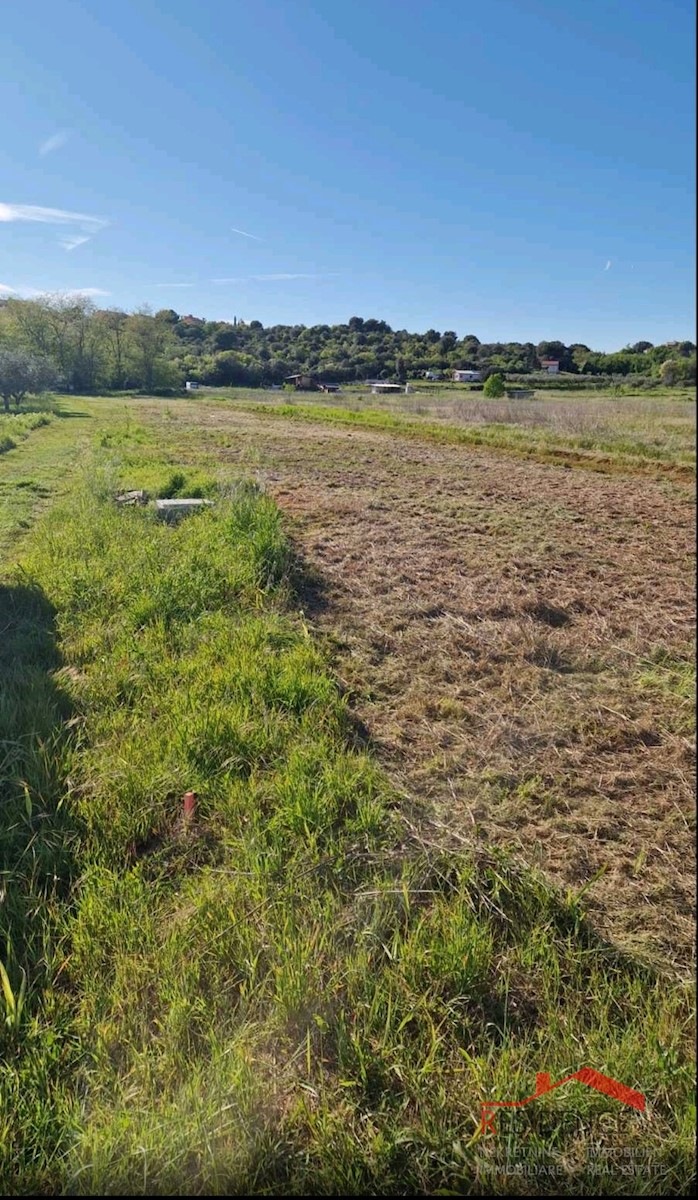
<box><xmin>150</xmin><ymin>402</ymin><xmax>697</xmax><ymax>970</ymax></box>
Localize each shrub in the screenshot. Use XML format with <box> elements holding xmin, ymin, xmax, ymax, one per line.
<box><xmin>483</xmin><ymin>372</ymin><xmax>505</xmax><ymax>398</ymax></box>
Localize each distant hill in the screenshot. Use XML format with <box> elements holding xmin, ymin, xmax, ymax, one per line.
<box><xmin>1</xmin><ymin>296</ymin><xmax>695</xmax><ymax>390</ymax></box>
<box><xmin>163</xmin><ymin>313</ymin><xmax>697</xmax><ymax>387</ymax></box>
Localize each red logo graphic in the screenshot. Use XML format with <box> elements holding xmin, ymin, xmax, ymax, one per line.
<box><xmin>481</xmin><ymin>1069</ymin><xmax>645</xmax><ymax>1134</ymax></box>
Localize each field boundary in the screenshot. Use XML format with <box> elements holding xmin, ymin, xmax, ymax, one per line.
<box><xmin>228</xmin><ymin>400</ymin><xmax>696</xmax><ymax>481</ymax></box>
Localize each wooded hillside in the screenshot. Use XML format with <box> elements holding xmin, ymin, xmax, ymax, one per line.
<box><xmin>1</xmin><ymin>295</ymin><xmax>695</xmax><ymax>391</ymax></box>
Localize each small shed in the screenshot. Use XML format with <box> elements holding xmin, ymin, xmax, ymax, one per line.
<box><xmin>370</xmin><ymin>382</ymin><xmax>403</xmax><ymax>395</ymax></box>
<box><xmin>453</xmin><ymin>369</ymin><xmax>481</xmax><ymax>382</ymax></box>
<box><xmin>285</xmin><ymin>373</ymin><xmax>318</xmax><ymax>391</ymax></box>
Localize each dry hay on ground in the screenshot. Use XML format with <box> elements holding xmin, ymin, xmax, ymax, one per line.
<box><xmin>148</xmin><ymin>402</ymin><xmax>697</xmax><ymax>971</ymax></box>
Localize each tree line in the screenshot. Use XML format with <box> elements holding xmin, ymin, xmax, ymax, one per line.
<box><xmin>0</xmin><ymin>294</ymin><xmax>695</xmax><ymax>399</ymax></box>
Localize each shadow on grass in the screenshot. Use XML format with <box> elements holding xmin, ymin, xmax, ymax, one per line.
<box><xmin>289</xmin><ymin>546</ymin><xmax>330</xmax><ymax>618</ymax></box>
<box><xmin>288</xmin><ymin>546</ymin><xmax>382</xmax><ymax>758</ymax></box>
<box><xmin>0</xmin><ymin>582</ymin><xmax>82</xmax><ymax>993</ymax></box>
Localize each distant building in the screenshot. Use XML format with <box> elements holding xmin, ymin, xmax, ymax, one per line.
<box><xmin>285</xmin><ymin>373</ymin><xmax>319</xmax><ymax>390</ymax></box>
<box><xmin>284</xmin><ymin>374</ymin><xmax>339</xmax><ymax>392</ymax></box>
<box><xmin>368</xmin><ymin>381</ymin><xmax>403</xmax><ymax>394</ymax></box>
<box><xmin>453</xmin><ymin>369</ymin><xmax>481</xmax><ymax>383</ymax></box>
<box><xmin>424</xmin><ymin>370</ymin><xmax>441</xmax><ymax>381</ymax></box>
<box><xmin>539</xmin><ymin>359</ymin><xmax>560</xmax><ymax>374</ymax></box>
<box><xmin>185</xmin><ymin>381</ymin><xmax>201</xmax><ymax>391</ymax></box>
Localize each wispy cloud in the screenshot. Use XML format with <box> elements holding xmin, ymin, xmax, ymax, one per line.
<box><xmin>0</xmin><ymin>202</ymin><xmax>109</xmax><ymax>251</ymax></box>
<box><xmin>212</xmin><ymin>272</ymin><xmax>334</xmax><ymax>283</ymax></box>
<box><xmin>0</xmin><ymin>283</ymin><xmax>44</xmax><ymax>298</ymax></box>
<box><xmin>151</xmin><ymin>282</ymin><xmax>194</xmax><ymax>288</ymax></box>
<box><xmin>0</xmin><ymin>203</ymin><xmax>106</xmax><ymax>231</ymax></box>
<box><xmin>60</xmin><ymin>234</ymin><xmax>92</xmax><ymax>252</ymax></box>
<box><xmin>0</xmin><ymin>282</ymin><xmax>109</xmax><ymax>299</ymax></box>
<box><xmin>604</xmin><ymin>259</ymin><xmax>612</xmax><ymax>271</ymax></box>
<box><xmin>63</xmin><ymin>287</ymin><xmax>111</xmax><ymax>298</ymax></box>
<box><xmin>230</xmin><ymin>226</ymin><xmax>263</xmax><ymax>241</ymax></box>
<box><xmin>256</xmin><ymin>272</ymin><xmax>331</xmax><ymax>281</ymax></box>
<box><xmin>39</xmin><ymin>130</ymin><xmax>70</xmax><ymax>156</ymax></box>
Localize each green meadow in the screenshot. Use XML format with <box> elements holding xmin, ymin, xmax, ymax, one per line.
<box><xmin>0</xmin><ymin>396</ymin><xmax>694</xmax><ymax>1195</ymax></box>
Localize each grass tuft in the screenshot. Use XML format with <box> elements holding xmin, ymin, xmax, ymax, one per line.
<box><xmin>0</xmin><ymin>411</ymin><xmax>53</xmax><ymax>455</ymax></box>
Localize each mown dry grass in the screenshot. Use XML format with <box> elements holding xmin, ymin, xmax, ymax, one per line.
<box><xmin>136</xmin><ymin>398</ymin><xmax>696</xmax><ymax>973</ymax></box>
<box><xmin>225</xmin><ymin>391</ymin><xmax>695</xmax><ymax>479</ymax></box>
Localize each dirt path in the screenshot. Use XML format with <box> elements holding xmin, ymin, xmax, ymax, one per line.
<box><xmin>149</xmin><ymin>401</ymin><xmax>697</xmax><ymax>970</ymax></box>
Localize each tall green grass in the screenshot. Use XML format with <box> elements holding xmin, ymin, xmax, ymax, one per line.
<box><xmin>0</xmin><ymin>468</ymin><xmax>694</xmax><ymax>1194</ymax></box>
<box><xmin>0</xmin><ymin>411</ymin><xmax>53</xmax><ymax>455</ymax></box>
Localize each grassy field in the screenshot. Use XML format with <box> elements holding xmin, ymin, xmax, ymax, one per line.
<box><xmin>222</xmin><ymin>387</ymin><xmax>696</xmax><ymax>478</ymax></box>
<box><xmin>0</xmin><ymin>392</ymin><xmax>695</xmax><ymax>1194</ymax></box>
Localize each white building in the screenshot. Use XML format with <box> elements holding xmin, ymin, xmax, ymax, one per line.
<box><xmin>369</xmin><ymin>382</ymin><xmax>403</xmax><ymax>395</ymax></box>
<box><xmin>539</xmin><ymin>360</ymin><xmax>560</xmax><ymax>374</ymax></box>
<box><xmin>453</xmin><ymin>369</ymin><xmax>481</xmax><ymax>383</ymax></box>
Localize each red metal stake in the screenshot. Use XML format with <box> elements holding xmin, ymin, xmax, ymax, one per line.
<box><xmin>183</xmin><ymin>790</ymin><xmax>197</xmax><ymax>821</ymax></box>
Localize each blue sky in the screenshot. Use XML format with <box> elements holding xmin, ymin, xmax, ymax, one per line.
<box><xmin>1</xmin><ymin>0</ymin><xmax>694</xmax><ymax>348</ymax></box>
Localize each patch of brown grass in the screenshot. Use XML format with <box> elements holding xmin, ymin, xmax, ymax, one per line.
<box><xmin>138</xmin><ymin>400</ymin><xmax>697</xmax><ymax>972</ymax></box>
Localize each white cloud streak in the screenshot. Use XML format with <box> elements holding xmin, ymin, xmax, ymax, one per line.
<box><xmin>230</xmin><ymin>226</ymin><xmax>263</xmax><ymax>241</ymax></box>
<box><xmin>63</xmin><ymin>287</ymin><xmax>111</xmax><ymax>298</ymax></box>
<box><xmin>151</xmin><ymin>282</ymin><xmax>194</xmax><ymax>288</ymax></box>
<box><xmin>0</xmin><ymin>203</ymin><xmax>107</xmax><ymax>231</ymax></box>
<box><xmin>604</xmin><ymin>260</ymin><xmax>612</xmax><ymax>271</ymax></box>
<box><xmin>0</xmin><ymin>202</ymin><xmax>109</xmax><ymax>251</ymax></box>
<box><xmin>39</xmin><ymin>130</ymin><xmax>70</xmax><ymax>156</ymax></box>
<box><xmin>0</xmin><ymin>283</ymin><xmax>109</xmax><ymax>299</ymax></box>
<box><xmin>64</xmin><ymin>285</ymin><xmax>110</xmax><ymax>295</ymax></box>
<box><xmin>212</xmin><ymin>272</ymin><xmax>333</xmax><ymax>283</ymax></box>
<box><xmin>0</xmin><ymin>283</ymin><xmax>44</xmax><ymax>298</ymax></box>
<box><xmin>60</xmin><ymin>234</ymin><xmax>92</xmax><ymax>252</ymax></box>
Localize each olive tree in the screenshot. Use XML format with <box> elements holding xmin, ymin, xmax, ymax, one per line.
<box><xmin>0</xmin><ymin>348</ymin><xmax>57</xmax><ymax>412</ymax></box>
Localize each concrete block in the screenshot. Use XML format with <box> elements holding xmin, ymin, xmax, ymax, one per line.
<box><xmin>155</xmin><ymin>498</ymin><xmax>214</xmax><ymax>523</ymax></box>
